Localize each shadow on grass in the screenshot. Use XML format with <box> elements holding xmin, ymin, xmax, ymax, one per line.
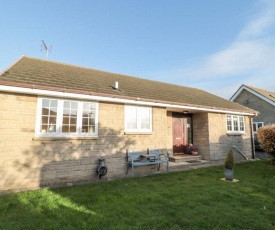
<box><xmin>1</xmin><ymin>160</ymin><xmax>275</xmax><ymax>229</ymax></box>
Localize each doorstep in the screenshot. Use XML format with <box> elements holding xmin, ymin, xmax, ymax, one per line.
<box><xmin>169</xmin><ymin>154</ymin><xmax>211</xmax><ymax>172</ymax></box>
<box><xmin>170</xmin><ymin>154</ymin><xmax>203</xmax><ymax>163</ymax></box>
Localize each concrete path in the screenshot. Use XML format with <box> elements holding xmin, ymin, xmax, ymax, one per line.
<box><xmin>255</xmin><ymin>151</ymin><xmax>270</xmax><ymax>159</ymax></box>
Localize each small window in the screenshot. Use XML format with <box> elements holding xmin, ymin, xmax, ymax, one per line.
<box><xmin>36</xmin><ymin>98</ymin><xmax>98</xmax><ymax>137</ymax></box>
<box><xmin>253</xmin><ymin>122</ymin><xmax>264</xmax><ymax>132</ymax></box>
<box><xmin>226</xmin><ymin>115</ymin><xmax>245</xmax><ymax>133</ymax></box>
<box><xmin>125</xmin><ymin>105</ymin><xmax>152</xmax><ymax>132</ymax></box>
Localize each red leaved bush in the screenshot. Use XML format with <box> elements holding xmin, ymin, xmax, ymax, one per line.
<box><xmin>257</xmin><ymin>125</ymin><xmax>275</xmax><ymax>158</ymax></box>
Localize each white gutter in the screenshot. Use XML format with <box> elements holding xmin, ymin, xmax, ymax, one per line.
<box><xmin>0</xmin><ymin>85</ymin><xmax>255</xmax><ymax>116</ymax></box>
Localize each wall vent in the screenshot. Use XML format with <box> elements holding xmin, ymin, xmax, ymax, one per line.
<box><xmin>114</xmin><ymin>81</ymin><xmax>119</xmax><ymax>89</ymax></box>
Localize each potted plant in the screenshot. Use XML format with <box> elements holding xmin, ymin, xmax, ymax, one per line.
<box><xmin>224</xmin><ymin>148</ymin><xmax>234</xmax><ymax>181</ymax></box>
<box><xmin>187</xmin><ymin>144</ymin><xmax>199</xmax><ymax>155</ymax></box>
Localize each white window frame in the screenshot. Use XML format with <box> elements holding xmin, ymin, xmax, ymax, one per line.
<box><xmin>124</xmin><ymin>105</ymin><xmax>152</xmax><ymax>133</ymax></box>
<box><xmin>226</xmin><ymin>115</ymin><xmax>245</xmax><ymax>133</ymax></box>
<box><xmin>35</xmin><ymin>97</ymin><xmax>99</xmax><ymax>138</ymax></box>
<box><xmin>253</xmin><ymin>122</ymin><xmax>264</xmax><ymax>133</ymax></box>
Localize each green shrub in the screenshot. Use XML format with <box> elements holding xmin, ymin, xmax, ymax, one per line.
<box><xmin>224</xmin><ymin>149</ymin><xmax>234</xmax><ymax>169</ymax></box>
<box><xmin>257</xmin><ymin>125</ymin><xmax>275</xmax><ymax>158</ymax></box>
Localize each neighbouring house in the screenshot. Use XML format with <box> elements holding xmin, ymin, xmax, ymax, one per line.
<box><xmin>0</xmin><ymin>56</ymin><xmax>257</xmax><ymax>192</ymax></box>
<box><xmin>230</xmin><ymin>84</ymin><xmax>275</xmax><ymax>131</ymax></box>
<box><xmin>230</xmin><ymin>85</ymin><xmax>275</xmax><ymax>150</ymax></box>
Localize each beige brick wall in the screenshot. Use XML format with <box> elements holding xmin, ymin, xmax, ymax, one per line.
<box><xmin>234</xmin><ymin>90</ymin><xmax>275</xmax><ymax>125</ymax></box>
<box><xmin>0</xmin><ymin>92</ymin><xmax>170</xmax><ymax>192</ymax></box>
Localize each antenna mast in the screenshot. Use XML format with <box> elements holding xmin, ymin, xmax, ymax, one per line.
<box><xmin>41</xmin><ymin>40</ymin><xmax>52</xmax><ymax>59</ymax></box>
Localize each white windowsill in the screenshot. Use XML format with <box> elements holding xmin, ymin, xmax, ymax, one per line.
<box><xmin>124</xmin><ymin>132</ymin><xmax>153</xmax><ymax>135</ymax></box>
<box><xmin>227</xmin><ymin>132</ymin><xmax>245</xmax><ymax>136</ymax></box>
<box><xmin>33</xmin><ymin>136</ymin><xmax>99</xmax><ymax>141</ymax></box>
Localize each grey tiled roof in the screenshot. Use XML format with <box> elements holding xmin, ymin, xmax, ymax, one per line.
<box><xmin>244</xmin><ymin>85</ymin><xmax>275</xmax><ymax>103</ymax></box>
<box><xmin>0</xmin><ymin>56</ymin><xmax>255</xmax><ymax>113</ymax></box>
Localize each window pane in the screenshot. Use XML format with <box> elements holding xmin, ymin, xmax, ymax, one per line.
<box><xmin>63</xmin><ymin>116</ymin><xmax>70</xmax><ymax>124</ymax></box>
<box><xmin>63</xmin><ymin>109</ymin><xmax>70</xmax><ymax>116</ymax></box>
<box><xmin>139</xmin><ymin>107</ymin><xmax>150</xmax><ymax>129</ymax></box>
<box><xmin>51</xmin><ymin>100</ymin><xmax>57</xmax><ymax>108</ymax></box>
<box><xmin>126</xmin><ymin>106</ymin><xmax>137</xmax><ymax>129</ymax></box>
<box><xmin>62</xmin><ymin>101</ymin><xmax>78</xmax><ymax>133</ymax></box>
<box><xmin>89</xmin><ymin>118</ymin><xmax>95</xmax><ymax>125</ymax></box>
<box><xmin>70</xmin><ymin>116</ymin><xmax>77</xmax><ymax>125</ymax></box>
<box><xmin>42</xmin><ymin>99</ymin><xmax>49</xmax><ymax>108</ymax></box>
<box><xmin>81</xmin><ymin>102</ymin><xmax>96</xmax><ymax>133</ymax></box>
<box><xmin>40</xmin><ymin>99</ymin><xmax>57</xmax><ymax>133</ymax></box>
<box><xmin>62</xmin><ymin>125</ymin><xmax>69</xmax><ymax>133</ymax></box>
<box><xmin>49</xmin><ymin>108</ymin><xmax>57</xmax><ymax>116</ymax></box>
<box><xmin>233</xmin><ymin>116</ymin><xmax>238</xmax><ymax>131</ymax></box>
<box><xmin>253</xmin><ymin>123</ymin><xmax>256</xmax><ymax>132</ymax></box>
<box><xmin>227</xmin><ymin>115</ymin><xmax>232</xmax><ymax>131</ymax></box>
<box><xmin>48</xmin><ymin>124</ymin><xmax>56</xmax><ymax>132</ymax></box>
<box><xmin>82</xmin><ymin>117</ymin><xmax>89</xmax><ymax>126</ymax></box>
<box><xmin>82</xmin><ymin>126</ymin><xmax>88</xmax><ymax>133</ymax></box>
<box><xmin>71</xmin><ymin>102</ymin><xmax>78</xmax><ymax>110</ymax></box>
<box><xmin>70</xmin><ymin>125</ymin><xmax>77</xmax><ymax>132</ymax></box>
<box><xmin>41</xmin><ymin>124</ymin><xmax>48</xmax><ymax>132</ymax></box>
<box><xmin>64</xmin><ymin>101</ymin><xmax>70</xmax><ymax>108</ymax></box>
<box><xmin>89</xmin><ymin>126</ymin><xmax>95</xmax><ymax>133</ymax></box>
<box><xmin>239</xmin><ymin>117</ymin><xmax>244</xmax><ymax>131</ymax></box>
<box><xmin>49</xmin><ymin>116</ymin><xmax>56</xmax><ymax>124</ymax></box>
<box><xmin>71</xmin><ymin>109</ymin><xmax>77</xmax><ymax>116</ymax></box>
<box><xmin>42</xmin><ymin>108</ymin><xmax>49</xmax><ymax>116</ymax></box>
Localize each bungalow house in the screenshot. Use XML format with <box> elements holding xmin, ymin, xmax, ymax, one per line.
<box><xmin>230</xmin><ymin>84</ymin><xmax>275</xmax><ymax>132</ymax></box>
<box><xmin>0</xmin><ymin>56</ymin><xmax>257</xmax><ymax>192</ymax></box>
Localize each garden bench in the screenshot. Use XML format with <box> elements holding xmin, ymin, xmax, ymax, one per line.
<box><xmin>126</xmin><ymin>149</ymin><xmax>169</xmax><ymax>177</ymax></box>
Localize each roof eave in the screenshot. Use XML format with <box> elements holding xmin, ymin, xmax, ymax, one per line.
<box><xmin>0</xmin><ymin>81</ymin><xmax>256</xmax><ymax>116</ymax></box>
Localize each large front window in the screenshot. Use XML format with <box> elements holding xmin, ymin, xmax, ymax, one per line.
<box><xmin>36</xmin><ymin>98</ymin><xmax>98</xmax><ymax>137</ymax></box>
<box><xmin>226</xmin><ymin>115</ymin><xmax>245</xmax><ymax>133</ymax></box>
<box><xmin>125</xmin><ymin>105</ymin><xmax>152</xmax><ymax>132</ymax></box>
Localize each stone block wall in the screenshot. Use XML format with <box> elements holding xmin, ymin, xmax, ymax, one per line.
<box><xmin>192</xmin><ymin>112</ymin><xmax>253</xmax><ymax>162</ymax></box>
<box><xmin>207</xmin><ymin>113</ymin><xmax>253</xmax><ymax>162</ymax></box>
<box><xmin>0</xmin><ymin>92</ymin><xmax>170</xmax><ymax>192</ymax></box>
<box><xmin>0</xmin><ymin>91</ymin><xmax>254</xmax><ymax>192</ymax></box>
<box><xmin>234</xmin><ymin>90</ymin><xmax>275</xmax><ymax>124</ymax></box>
<box><xmin>192</xmin><ymin>113</ymin><xmax>210</xmax><ymax>160</ymax></box>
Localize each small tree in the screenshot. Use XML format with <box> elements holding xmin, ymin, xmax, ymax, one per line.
<box><xmin>257</xmin><ymin>125</ymin><xmax>275</xmax><ymax>160</ymax></box>
<box><xmin>224</xmin><ymin>149</ymin><xmax>235</xmax><ymax>170</ymax></box>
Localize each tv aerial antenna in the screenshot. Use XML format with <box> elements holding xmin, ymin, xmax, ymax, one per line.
<box><xmin>41</xmin><ymin>40</ymin><xmax>52</xmax><ymax>59</ymax></box>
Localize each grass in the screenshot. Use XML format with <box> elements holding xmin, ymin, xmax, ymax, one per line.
<box><xmin>0</xmin><ymin>160</ymin><xmax>274</xmax><ymax>230</ymax></box>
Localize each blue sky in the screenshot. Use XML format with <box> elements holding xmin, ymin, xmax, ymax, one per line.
<box><xmin>1</xmin><ymin>0</ymin><xmax>275</xmax><ymax>99</ymax></box>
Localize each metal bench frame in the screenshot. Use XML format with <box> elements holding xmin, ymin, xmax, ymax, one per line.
<box><xmin>126</xmin><ymin>149</ymin><xmax>169</xmax><ymax>177</ymax></box>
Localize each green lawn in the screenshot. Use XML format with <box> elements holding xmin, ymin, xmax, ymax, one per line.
<box><xmin>0</xmin><ymin>160</ymin><xmax>274</xmax><ymax>230</ymax></box>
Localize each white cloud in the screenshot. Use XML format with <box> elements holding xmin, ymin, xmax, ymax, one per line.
<box><xmin>183</xmin><ymin>38</ymin><xmax>275</xmax><ymax>78</ymax></box>
<box><xmin>152</xmin><ymin>0</ymin><xmax>275</xmax><ymax>99</ymax></box>
<box><xmin>238</xmin><ymin>0</ymin><xmax>275</xmax><ymax>40</ymax></box>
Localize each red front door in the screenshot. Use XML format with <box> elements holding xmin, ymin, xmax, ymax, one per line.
<box><xmin>172</xmin><ymin>116</ymin><xmax>187</xmax><ymax>154</ymax></box>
